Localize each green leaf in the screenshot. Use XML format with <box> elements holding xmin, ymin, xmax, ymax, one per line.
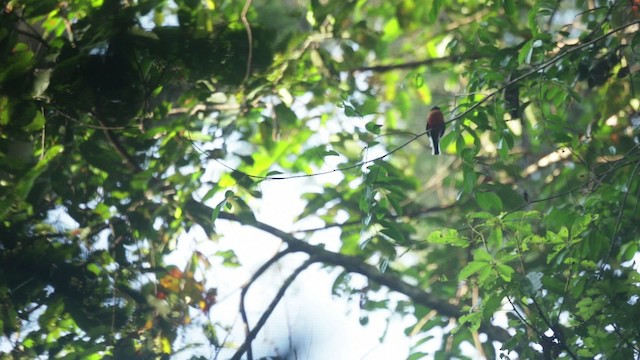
<box><xmin>321</xmin><ymin>149</ymin><xmax>340</xmax><ymax>157</ymax></box>
<box><xmin>455</xmin><ymin>311</ymin><xmax>482</xmax><ymax>333</ymax></box>
<box><xmin>462</xmin><ymin>164</ymin><xmax>476</xmax><ymax>195</ymax></box>
<box><xmin>274</xmin><ymin>103</ymin><xmax>298</xmax><ymax>128</ymax></box>
<box><xmin>212</xmin><ymin>191</ymin><xmax>233</xmax><ymax>222</ymax></box>
<box><xmin>475</xmin><ymin>192</ymin><xmax>503</xmax><ymax>211</ymax></box>
<box><xmin>359</xmin><ymin>185</ymin><xmax>374</xmax><ymax>213</ymax></box>
<box><xmin>503</xmin><ymin>0</ymin><xmax>516</xmax><ymax>15</ymax></box>
<box><xmin>487</xmin><ymin>227</ymin><xmax>503</xmax><ymax>247</ymax></box>
<box><xmin>518</xmin><ymin>40</ymin><xmax>533</xmax><ymax>64</ymax></box>
<box><xmin>342</xmin><ymin>100</ymin><xmax>364</xmax><ymax>117</ymax></box>
<box><xmin>379</xmin><ymin>258</ymin><xmax>389</xmax><ymax>273</ymax></box>
<box><xmin>473</xmin><ymin>248</ymin><xmax>493</xmax><ymax>262</ymax></box>
<box><xmin>86</xmin><ymin>263</ymin><xmax>101</xmax><ymax>276</ymax></box>
<box><xmin>482</xmin><ymin>293</ymin><xmax>503</xmax><ymax>320</ymax></box>
<box><xmin>15</xmin><ymin>145</ymin><xmax>63</xmax><ymax>200</ymax></box>
<box><xmin>380</xmin><ymin>223</ymin><xmax>406</xmax><ymax>244</ymax></box>
<box><xmin>495</xmin><ymin>263</ymin><xmax>514</xmax><ymax>282</ymax></box>
<box><xmin>428</xmin><ymin>0</ymin><xmax>443</xmax><ymax>23</ymax></box>
<box><xmin>216</xmin><ymin>249</ymin><xmax>241</xmax><ymax>267</ymax></box>
<box><xmin>427</xmin><ymin>229</ymin><xmax>468</xmax><ymax>247</ymax></box>
<box><xmin>459</xmin><ymin>261</ymin><xmax>488</xmax><ymax>280</ymax></box>
<box><xmin>365</xmin><ymin>121</ymin><xmax>382</xmax><ymax>135</ymax></box>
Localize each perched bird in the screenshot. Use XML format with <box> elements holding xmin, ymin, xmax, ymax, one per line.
<box><xmin>426</xmin><ymin>106</ymin><xmax>445</xmax><ymax>155</ymax></box>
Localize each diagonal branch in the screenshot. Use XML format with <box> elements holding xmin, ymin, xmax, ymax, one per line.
<box><xmin>98</xmin><ymin>118</ymin><xmax>142</xmax><ymax>173</ymax></box>
<box><xmin>183</xmin><ymin>199</ymin><xmax>512</xmax><ymax>343</ymax></box>
<box><xmin>203</xmin><ymin>20</ymin><xmax>640</xmax><ymax>182</ymax></box>
<box><xmin>240</xmin><ymin>0</ymin><xmax>254</xmax><ymax>83</ymax></box>
<box><xmin>232</xmin><ymin>258</ymin><xmax>314</xmax><ymax>360</ymax></box>
<box><xmin>351</xmin><ymin>54</ymin><xmax>479</xmax><ymax>73</ymax></box>
<box><xmin>601</xmin><ymin>158</ymin><xmax>640</xmax><ymax>272</ymax></box>
<box><xmin>294</xmin><ymin>203</ymin><xmax>456</xmax><ymax>234</ymax></box>
<box><xmin>237</xmin><ymin>249</ymin><xmax>292</xmax><ymax>360</ymax></box>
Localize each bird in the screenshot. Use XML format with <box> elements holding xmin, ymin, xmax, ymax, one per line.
<box><xmin>426</xmin><ymin>106</ymin><xmax>445</xmax><ymax>155</ymax></box>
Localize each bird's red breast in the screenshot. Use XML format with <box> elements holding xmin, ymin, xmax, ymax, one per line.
<box><xmin>426</xmin><ymin>106</ymin><xmax>445</xmax><ymax>130</ymax></box>
<box><xmin>426</xmin><ymin>106</ymin><xmax>445</xmax><ymax>155</ymax></box>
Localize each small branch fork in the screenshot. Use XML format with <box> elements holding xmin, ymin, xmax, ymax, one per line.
<box><xmin>231</xmin><ymin>254</ymin><xmax>313</xmax><ymax>360</ymax></box>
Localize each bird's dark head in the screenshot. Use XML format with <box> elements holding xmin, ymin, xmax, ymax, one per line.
<box><xmin>431</xmin><ymin>106</ymin><xmax>441</xmax><ymax>111</ymax></box>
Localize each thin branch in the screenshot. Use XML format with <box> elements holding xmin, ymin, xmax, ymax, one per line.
<box><xmin>293</xmin><ymin>203</ymin><xmax>455</xmax><ymax>234</ymax></box>
<box><xmin>14</xmin><ymin>28</ymin><xmax>51</xmax><ymax>49</ymax></box>
<box><xmin>505</xmin><ymin>295</ymin><xmax>561</xmax><ymax>358</ymax></box>
<box><xmin>210</xmin><ymin>131</ymin><xmax>423</xmax><ymax>180</ymax></box>
<box><xmin>203</xmin><ymin>20</ymin><xmax>640</xmax><ymax>182</ymax></box>
<box><xmin>53</xmin><ymin>110</ymin><xmax>132</xmax><ymax>130</ymax></box>
<box><xmin>214</xmin><ymin>317</ymin><xmax>240</xmax><ymax>359</ymax></box>
<box><xmin>506</xmin><ymin>157</ymin><xmax>639</xmax><ymax>216</ymax></box>
<box><xmin>238</xmin><ymin>249</ymin><xmax>292</xmax><ymax>359</ymax></box>
<box><xmin>600</xmin><ymin>157</ymin><xmax>640</xmax><ymax>275</ymax></box>
<box><xmin>98</xmin><ymin>119</ymin><xmax>142</xmax><ymax>172</ymax></box>
<box><xmin>531</xmin><ymin>299</ymin><xmax>578</xmax><ymax>360</ymax></box>
<box><xmin>240</xmin><ymin>0</ymin><xmax>253</xmax><ymax>83</ymax></box>
<box><xmin>231</xmin><ymin>258</ymin><xmax>314</xmax><ymax>360</ymax></box>
<box><xmin>9</xmin><ymin>8</ymin><xmax>51</xmax><ymax>50</ymax></box>
<box><xmin>187</xmin><ymin>210</ymin><xmax>511</xmax><ymax>345</ymax></box>
<box><xmin>443</xmin><ymin>8</ymin><xmax>494</xmax><ymax>33</ymax></box>
<box><xmin>351</xmin><ymin>54</ymin><xmax>478</xmax><ymax>74</ymax></box>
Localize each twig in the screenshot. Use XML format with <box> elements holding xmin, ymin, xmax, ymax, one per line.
<box><xmin>209</xmin><ymin>131</ymin><xmax>424</xmax><ymax>180</ymax></box>
<box><xmin>214</xmin><ymin>317</ymin><xmax>240</xmax><ymax>359</ymax></box>
<box><xmin>531</xmin><ymin>299</ymin><xmax>578</xmax><ymax>360</ymax></box>
<box><xmin>231</xmin><ymin>258</ymin><xmax>314</xmax><ymax>360</ymax></box>
<box><xmin>240</xmin><ymin>0</ymin><xmax>253</xmax><ymax>83</ymax></box>
<box><xmin>351</xmin><ymin>54</ymin><xmax>477</xmax><ymax>74</ymax></box>
<box><xmin>202</xmin><ymin>20</ymin><xmax>640</xmax><ymax>182</ymax></box>
<box><xmin>237</xmin><ymin>249</ymin><xmax>292</xmax><ymax>359</ymax></box>
<box><xmin>293</xmin><ymin>203</ymin><xmax>455</xmax><ymax>234</ymax></box>
<box><xmin>98</xmin><ymin>118</ymin><xmax>142</xmax><ymax>172</ymax></box>
<box><xmin>600</xmin><ymin>157</ymin><xmax>640</xmax><ymax>276</ymax></box>
<box><xmin>506</xmin><ymin>157</ymin><xmax>639</xmax><ymax>216</ymax></box>
<box><xmin>54</xmin><ymin>110</ymin><xmax>132</xmax><ymax>130</ymax></box>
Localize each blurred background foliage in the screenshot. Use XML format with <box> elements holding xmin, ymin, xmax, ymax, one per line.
<box><xmin>1</xmin><ymin>0</ymin><xmax>639</xmax><ymax>358</ymax></box>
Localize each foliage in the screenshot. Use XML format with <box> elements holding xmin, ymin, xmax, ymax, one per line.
<box><xmin>1</xmin><ymin>0</ymin><xmax>640</xmax><ymax>359</ymax></box>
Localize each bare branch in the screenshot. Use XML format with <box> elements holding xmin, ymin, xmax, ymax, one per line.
<box><xmin>240</xmin><ymin>0</ymin><xmax>253</xmax><ymax>83</ymax></box>
<box><xmin>601</xmin><ymin>157</ymin><xmax>640</xmax><ymax>274</ymax></box>
<box><xmin>238</xmin><ymin>249</ymin><xmax>292</xmax><ymax>359</ymax></box>
<box><xmin>232</xmin><ymin>258</ymin><xmax>314</xmax><ymax>360</ymax></box>
<box><xmin>293</xmin><ymin>203</ymin><xmax>455</xmax><ymax>234</ymax></box>
<box><xmin>351</xmin><ymin>54</ymin><xmax>477</xmax><ymax>74</ymax></box>
<box><xmin>98</xmin><ymin>118</ymin><xmax>142</xmax><ymax>173</ymax></box>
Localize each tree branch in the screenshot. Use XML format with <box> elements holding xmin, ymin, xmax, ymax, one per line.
<box><xmin>293</xmin><ymin>203</ymin><xmax>456</xmax><ymax>234</ymax></box>
<box><xmin>201</xmin><ymin>20</ymin><xmax>640</xmax><ymax>183</ymax></box>
<box><xmin>98</xmin><ymin>118</ymin><xmax>142</xmax><ymax>173</ymax></box>
<box><xmin>237</xmin><ymin>249</ymin><xmax>292</xmax><ymax>360</ymax></box>
<box><xmin>232</xmin><ymin>258</ymin><xmax>313</xmax><ymax>360</ymax></box>
<box><xmin>183</xmin><ymin>199</ymin><xmax>512</xmax><ymax>343</ymax></box>
<box><xmin>240</xmin><ymin>0</ymin><xmax>254</xmax><ymax>83</ymax></box>
<box><xmin>351</xmin><ymin>54</ymin><xmax>477</xmax><ymax>74</ymax></box>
